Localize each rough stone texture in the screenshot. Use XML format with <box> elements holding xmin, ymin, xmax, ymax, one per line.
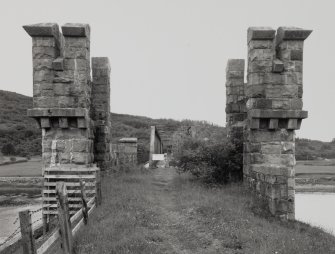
<box><xmin>225</xmin><ymin>59</ymin><xmax>247</xmax><ymax>134</ymax></box>
<box><xmin>225</xmin><ymin>59</ymin><xmax>246</xmax><ymax>180</ymax></box>
<box><xmin>91</xmin><ymin>57</ymin><xmax>112</xmax><ymax>171</ymax></box>
<box><xmin>242</xmin><ymin>27</ymin><xmax>311</xmax><ymax>220</ymax></box>
<box><xmin>110</xmin><ymin>138</ymin><xmax>138</xmax><ymax>166</ymax></box>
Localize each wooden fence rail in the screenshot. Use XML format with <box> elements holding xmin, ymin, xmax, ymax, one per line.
<box><xmin>0</xmin><ymin>178</ymin><xmax>101</xmax><ymax>254</ymax></box>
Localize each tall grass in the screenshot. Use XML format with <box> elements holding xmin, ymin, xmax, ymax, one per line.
<box><xmin>74</xmin><ymin>168</ymin><xmax>335</xmax><ymax>254</ymax></box>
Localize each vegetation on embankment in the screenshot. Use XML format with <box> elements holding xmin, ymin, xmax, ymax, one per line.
<box><xmin>74</xmin><ymin>167</ymin><xmax>335</xmax><ymax>254</ymax></box>
<box><xmin>1</xmin><ymin>89</ymin><xmax>335</xmax><ymax>161</ymax></box>
<box><xmin>295</xmin><ymin>159</ymin><xmax>335</xmax><ymax>192</ymax></box>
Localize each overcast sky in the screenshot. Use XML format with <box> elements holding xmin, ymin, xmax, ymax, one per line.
<box><xmin>0</xmin><ymin>0</ymin><xmax>333</xmax><ymax>141</ymax></box>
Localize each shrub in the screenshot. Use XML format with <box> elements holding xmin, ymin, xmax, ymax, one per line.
<box><xmin>172</xmin><ymin>136</ymin><xmax>243</xmax><ymax>184</ymax></box>
<box><xmin>10</xmin><ymin>156</ymin><xmax>16</xmax><ymax>162</ymax></box>
<box><xmin>1</xmin><ymin>143</ymin><xmax>15</xmax><ymax>155</ymax></box>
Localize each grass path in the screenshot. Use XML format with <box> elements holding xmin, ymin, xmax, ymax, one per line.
<box><xmin>74</xmin><ymin>167</ymin><xmax>335</xmax><ymax>254</ymax></box>
<box><xmin>148</xmin><ymin>167</ymin><xmax>223</xmax><ymax>253</ymax></box>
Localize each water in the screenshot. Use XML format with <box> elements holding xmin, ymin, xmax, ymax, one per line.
<box><xmin>296</xmin><ymin>192</ymin><xmax>335</xmax><ymax>235</ymax></box>
<box><xmin>0</xmin><ymin>203</ymin><xmax>42</xmax><ymax>245</ymax></box>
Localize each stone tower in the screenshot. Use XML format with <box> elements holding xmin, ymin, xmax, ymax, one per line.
<box><xmin>226</xmin><ymin>27</ymin><xmax>312</xmax><ymax>220</ymax></box>
<box><xmin>244</xmin><ymin>27</ymin><xmax>312</xmax><ymax>220</ymax></box>
<box><xmin>24</xmin><ymin>23</ymin><xmax>112</xmax><ymax>226</ymax></box>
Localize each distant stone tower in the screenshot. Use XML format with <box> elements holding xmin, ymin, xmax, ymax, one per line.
<box><xmin>225</xmin><ymin>59</ymin><xmax>247</xmax><ymax>180</ymax></box>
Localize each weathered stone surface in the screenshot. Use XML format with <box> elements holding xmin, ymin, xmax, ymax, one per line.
<box><xmin>226</xmin><ymin>59</ymin><xmax>245</xmax><ymax>72</ymax></box>
<box><xmin>52</xmin><ymin>58</ymin><xmax>64</xmax><ymax>70</ymax></box>
<box><xmin>33</xmin><ymin>59</ymin><xmax>53</xmax><ymax>70</ymax></box>
<box><xmin>249</xmin><ymin>49</ymin><xmax>274</xmax><ymax>61</ymax></box>
<box><xmin>290</xmin><ymin>50</ymin><xmax>303</xmax><ymax>61</ymax></box>
<box><xmin>248</xmin><ymin>60</ymin><xmax>273</xmax><ymax>73</ymax></box>
<box><xmin>63</xmin><ymin>59</ymin><xmax>88</xmax><ymax>70</ymax></box>
<box><xmin>248</xmin><ymin>40</ymin><xmax>274</xmax><ymax>49</ymax></box>
<box><xmin>33</xmin><ymin>96</ymin><xmax>56</xmax><ymax>108</ymax></box>
<box><xmin>248</xmin><ymin>72</ymin><xmax>284</xmax><ymax>85</ymax></box>
<box><xmin>249</xmin><ymin>109</ymin><xmax>308</xmax><ymax>119</ymax></box>
<box><xmin>276</xmin><ymin>27</ymin><xmax>312</xmax><ymax>45</ymax></box>
<box><xmin>59</xmin><ymin>117</ymin><xmax>69</xmax><ymax>128</ymax></box>
<box><xmin>243</xmin><ymin>26</ymin><xmax>311</xmax><ymax>220</ymax></box>
<box><xmin>23</xmin><ymin>23</ymin><xmax>60</xmax><ymax>37</ymax></box>
<box><xmin>247</xmin><ymin>27</ymin><xmax>276</xmax><ymax>43</ymax></box>
<box><xmin>32</xmin><ymin>37</ymin><xmax>56</xmax><ymax>47</ymax></box>
<box><xmin>63</xmin><ymin>47</ymin><xmax>89</xmax><ymax>59</ymax></box>
<box><xmin>272</xmin><ymin>59</ymin><xmax>284</xmax><ymax>73</ymax></box>
<box><xmin>64</xmin><ymin>37</ymin><xmax>90</xmax><ymax>48</ymax></box>
<box><xmin>28</xmin><ymin>108</ymin><xmax>88</xmax><ymax>117</ymax></box>
<box><xmin>62</xmin><ymin>23</ymin><xmax>90</xmax><ymax>37</ymax></box>
<box><xmin>40</xmin><ymin>117</ymin><xmax>51</xmax><ymax>128</ymax></box>
<box><xmin>32</xmin><ymin>46</ymin><xmax>58</xmax><ymax>59</ymax></box>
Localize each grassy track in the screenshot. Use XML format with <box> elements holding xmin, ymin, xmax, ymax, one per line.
<box><xmin>74</xmin><ymin>167</ymin><xmax>335</xmax><ymax>254</ymax></box>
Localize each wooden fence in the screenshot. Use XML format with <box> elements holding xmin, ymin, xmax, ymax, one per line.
<box><xmin>0</xmin><ymin>179</ymin><xmax>101</xmax><ymax>254</ymax></box>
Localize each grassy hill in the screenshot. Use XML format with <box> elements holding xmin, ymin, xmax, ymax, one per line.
<box><xmin>0</xmin><ymin>89</ymin><xmax>334</xmax><ymax>160</ymax></box>
<box><xmin>0</xmin><ymin>90</ymin><xmax>41</xmax><ymax>157</ymax></box>
<box><xmin>0</xmin><ymin>90</ymin><xmax>225</xmax><ymax>160</ymax></box>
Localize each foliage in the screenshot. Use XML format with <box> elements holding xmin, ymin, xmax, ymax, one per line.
<box><xmin>1</xmin><ymin>143</ymin><xmax>15</xmax><ymax>155</ymax></box>
<box><xmin>172</xmin><ymin>136</ymin><xmax>243</xmax><ymax>184</ymax></box>
<box><xmin>296</xmin><ymin>138</ymin><xmax>335</xmax><ymax>160</ymax></box>
<box><xmin>0</xmin><ymin>90</ymin><xmax>41</xmax><ymax>157</ymax></box>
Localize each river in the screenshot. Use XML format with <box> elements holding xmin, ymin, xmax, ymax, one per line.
<box><xmin>296</xmin><ymin>192</ymin><xmax>335</xmax><ymax>235</ymax></box>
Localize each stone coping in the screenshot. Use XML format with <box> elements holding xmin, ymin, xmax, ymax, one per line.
<box><xmin>27</xmin><ymin>108</ymin><xmax>89</xmax><ymax>118</ymax></box>
<box><xmin>249</xmin><ymin>109</ymin><xmax>308</xmax><ymax>119</ymax></box>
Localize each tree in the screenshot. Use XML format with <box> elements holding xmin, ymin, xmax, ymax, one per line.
<box><xmin>1</xmin><ymin>143</ymin><xmax>15</xmax><ymax>156</ymax></box>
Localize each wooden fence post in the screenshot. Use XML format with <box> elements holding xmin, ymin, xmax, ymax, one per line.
<box><xmin>19</xmin><ymin>209</ymin><xmax>37</xmax><ymax>254</ymax></box>
<box><xmin>95</xmin><ymin>170</ymin><xmax>102</xmax><ymax>206</ymax></box>
<box><xmin>56</xmin><ymin>182</ymin><xmax>73</xmax><ymax>254</ymax></box>
<box><xmin>80</xmin><ymin>180</ymin><xmax>88</xmax><ymax>224</ymax></box>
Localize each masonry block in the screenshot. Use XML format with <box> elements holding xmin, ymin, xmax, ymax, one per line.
<box><xmin>59</xmin><ymin>117</ymin><xmax>68</xmax><ymax>128</ymax></box>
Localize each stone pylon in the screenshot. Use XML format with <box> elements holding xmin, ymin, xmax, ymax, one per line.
<box><xmin>243</xmin><ymin>27</ymin><xmax>312</xmax><ymax>220</ymax></box>
<box><xmin>24</xmin><ymin>23</ymin><xmax>105</xmax><ymax>228</ymax></box>
<box><xmin>91</xmin><ymin>57</ymin><xmax>112</xmax><ymax>170</ymax></box>
<box><xmin>24</xmin><ymin>23</ymin><xmax>94</xmax><ymax>169</ymax></box>
<box><xmin>225</xmin><ymin>59</ymin><xmax>247</xmax><ymax>180</ymax></box>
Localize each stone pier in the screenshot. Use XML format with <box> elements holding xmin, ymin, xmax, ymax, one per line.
<box><xmin>226</xmin><ymin>27</ymin><xmax>312</xmax><ymax>220</ymax></box>
<box><xmin>91</xmin><ymin>57</ymin><xmax>112</xmax><ymax>171</ymax></box>
<box><xmin>225</xmin><ymin>59</ymin><xmax>247</xmax><ymax>180</ymax></box>
<box><xmin>24</xmin><ymin>23</ymin><xmax>112</xmax><ymax>225</ymax></box>
<box><xmin>24</xmin><ymin>23</ymin><xmax>94</xmax><ymax>170</ymax></box>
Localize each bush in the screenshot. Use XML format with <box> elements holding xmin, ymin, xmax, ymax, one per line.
<box><xmin>10</xmin><ymin>156</ymin><xmax>16</xmax><ymax>162</ymax></box>
<box><xmin>171</xmin><ymin>136</ymin><xmax>243</xmax><ymax>184</ymax></box>
<box><xmin>1</xmin><ymin>143</ymin><xmax>15</xmax><ymax>156</ymax></box>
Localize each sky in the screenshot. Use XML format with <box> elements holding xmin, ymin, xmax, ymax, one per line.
<box><xmin>0</xmin><ymin>0</ymin><xmax>334</xmax><ymax>141</ymax></box>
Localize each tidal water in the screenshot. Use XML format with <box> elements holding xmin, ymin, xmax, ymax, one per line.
<box><xmin>295</xmin><ymin>192</ymin><xmax>335</xmax><ymax>235</ymax></box>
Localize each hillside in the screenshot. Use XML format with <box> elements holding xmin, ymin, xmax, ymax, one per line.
<box><xmin>0</xmin><ymin>90</ymin><xmax>40</xmax><ymax>157</ymax></box>
<box><xmin>0</xmin><ymin>90</ymin><xmax>225</xmax><ymax>159</ymax></box>
<box><xmin>0</xmin><ymin>89</ymin><xmax>334</xmax><ymax>160</ymax></box>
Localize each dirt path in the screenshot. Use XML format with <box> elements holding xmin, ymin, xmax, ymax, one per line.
<box><xmin>148</xmin><ymin>167</ymin><xmax>224</xmax><ymax>254</ymax></box>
